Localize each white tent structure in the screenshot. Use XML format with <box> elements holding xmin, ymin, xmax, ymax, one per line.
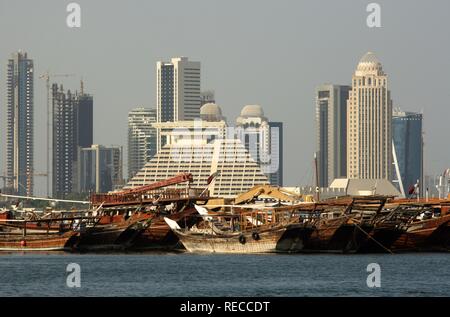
<box><xmin>330</xmin><ymin>178</ymin><xmax>401</xmax><ymax>197</ymax></box>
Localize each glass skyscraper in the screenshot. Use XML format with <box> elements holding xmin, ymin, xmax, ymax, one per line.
<box><xmin>392</xmin><ymin>110</ymin><xmax>423</xmax><ymax>196</ymax></box>
<box><xmin>77</xmin><ymin>145</ymin><xmax>123</xmax><ymax>194</ymax></box>
<box><xmin>316</xmin><ymin>84</ymin><xmax>350</xmax><ymax>187</ymax></box>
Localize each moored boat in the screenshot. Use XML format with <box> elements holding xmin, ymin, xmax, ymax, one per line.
<box><xmin>281</xmin><ymin>196</ymin><xmax>388</xmax><ymax>253</ymax></box>
<box><xmin>165</xmin><ymin>205</ymin><xmax>298</xmax><ymax>254</ymax></box>
<box><xmin>83</xmin><ymin>172</ymin><xmax>210</xmax><ymax>251</ymax></box>
<box><xmin>0</xmin><ymin>217</ymin><xmax>83</xmax><ymax>252</ymax></box>
<box><xmin>73</xmin><ymin>212</ymin><xmax>151</xmax><ymax>251</ymax></box>
<box><xmin>0</xmin><ymin>231</ymin><xmax>79</xmax><ymax>252</ymax></box>
<box><xmin>129</xmin><ymin>206</ymin><xmax>199</xmax><ymax>251</ymax></box>
<box><xmin>391</xmin><ymin>202</ymin><xmax>450</xmax><ymax>252</ymax></box>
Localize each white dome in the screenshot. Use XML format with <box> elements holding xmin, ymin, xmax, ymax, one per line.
<box><xmin>240</xmin><ymin>105</ymin><xmax>264</xmax><ymax>118</ymax></box>
<box><xmin>356</xmin><ymin>52</ymin><xmax>383</xmax><ymax>72</ymax></box>
<box><xmin>359</xmin><ymin>51</ymin><xmax>380</xmax><ymax>64</ymax></box>
<box><xmin>200</xmin><ymin>103</ymin><xmax>224</xmax><ymax>121</ymax></box>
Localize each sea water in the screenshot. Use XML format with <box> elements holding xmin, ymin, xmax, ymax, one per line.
<box><xmin>0</xmin><ymin>252</ymin><xmax>449</xmax><ymax>296</ymax></box>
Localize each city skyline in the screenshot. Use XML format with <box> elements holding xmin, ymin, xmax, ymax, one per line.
<box><xmin>1</xmin><ymin>1</ymin><xmax>449</xmax><ymax>195</ymax></box>
<box><xmin>0</xmin><ymin>50</ymin><xmax>437</xmax><ymax>196</ymax></box>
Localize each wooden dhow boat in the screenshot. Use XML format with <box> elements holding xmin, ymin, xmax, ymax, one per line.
<box><xmin>165</xmin><ymin>204</ymin><xmax>299</xmax><ymax>254</ymax></box>
<box><xmin>87</xmin><ymin>173</ymin><xmax>211</xmax><ymax>251</ymax></box>
<box><xmin>0</xmin><ymin>217</ymin><xmax>84</xmax><ymax>251</ymax></box>
<box><xmin>389</xmin><ymin>200</ymin><xmax>450</xmax><ymax>252</ymax></box>
<box><xmin>279</xmin><ymin>196</ymin><xmax>388</xmax><ymax>253</ymax></box>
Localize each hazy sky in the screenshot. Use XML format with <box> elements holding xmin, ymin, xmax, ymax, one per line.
<box><xmin>1</xmin><ymin>0</ymin><xmax>450</xmax><ymax>195</ymax></box>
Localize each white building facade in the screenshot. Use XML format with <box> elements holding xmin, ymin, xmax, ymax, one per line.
<box><xmin>126</xmin><ymin>104</ymin><xmax>269</xmax><ymax>197</ymax></box>
<box><xmin>127</xmin><ymin>107</ymin><xmax>157</xmax><ymax>179</ymax></box>
<box><xmin>347</xmin><ymin>52</ymin><xmax>393</xmax><ymax>180</ymax></box>
<box><xmin>235</xmin><ymin>105</ymin><xmax>283</xmax><ymax>186</ymax></box>
<box><xmin>156</xmin><ymin>57</ymin><xmax>201</xmax><ymax>151</ymax></box>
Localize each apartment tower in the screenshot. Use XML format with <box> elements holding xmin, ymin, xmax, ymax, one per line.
<box><xmin>5</xmin><ymin>51</ymin><xmax>34</xmax><ymax>195</ymax></box>
<box><xmin>347</xmin><ymin>52</ymin><xmax>393</xmax><ymax>180</ymax></box>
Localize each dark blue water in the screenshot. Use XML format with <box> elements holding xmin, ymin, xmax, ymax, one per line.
<box><xmin>0</xmin><ymin>252</ymin><xmax>449</xmax><ymax>296</ymax></box>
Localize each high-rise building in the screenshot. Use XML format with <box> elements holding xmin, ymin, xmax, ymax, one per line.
<box><xmin>76</xmin><ymin>85</ymin><xmax>93</xmax><ymax>148</ymax></box>
<box><xmin>77</xmin><ymin>145</ymin><xmax>123</xmax><ymax>194</ymax></box>
<box><xmin>392</xmin><ymin>110</ymin><xmax>423</xmax><ymax>196</ymax></box>
<box><xmin>268</xmin><ymin>122</ymin><xmax>283</xmax><ymax>186</ymax></box>
<box><xmin>127</xmin><ymin>107</ymin><xmax>157</xmax><ymax>179</ymax></box>
<box><xmin>156</xmin><ymin>57</ymin><xmax>201</xmax><ymax>150</ymax></box>
<box><xmin>5</xmin><ymin>51</ymin><xmax>34</xmax><ymax>195</ymax></box>
<box><xmin>200</xmin><ymin>90</ymin><xmax>215</xmax><ymax>106</ymax></box>
<box><xmin>52</xmin><ymin>83</ymin><xmax>93</xmax><ymax>198</ymax></box>
<box><xmin>316</xmin><ymin>84</ymin><xmax>350</xmax><ymax>187</ymax></box>
<box><xmin>156</xmin><ymin>57</ymin><xmax>200</xmax><ymax>122</ymax></box>
<box><xmin>347</xmin><ymin>52</ymin><xmax>393</xmax><ymax>180</ymax></box>
<box><xmin>52</xmin><ymin>84</ymin><xmax>77</xmax><ymax>198</ymax></box>
<box><xmin>235</xmin><ymin>105</ymin><xmax>283</xmax><ymax>186</ymax></box>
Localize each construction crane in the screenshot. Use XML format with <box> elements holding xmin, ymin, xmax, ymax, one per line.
<box><xmin>118</xmin><ymin>173</ymin><xmax>193</xmax><ymax>195</ymax></box>
<box><xmin>39</xmin><ymin>72</ymin><xmax>76</xmax><ymax>197</ymax></box>
<box><xmin>90</xmin><ymin>173</ymin><xmax>194</xmax><ymax>206</ymax></box>
<box><xmin>0</xmin><ymin>173</ymin><xmax>48</xmax><ymax>194</ymax></box>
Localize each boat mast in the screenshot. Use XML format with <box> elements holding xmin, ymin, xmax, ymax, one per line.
<box><xmin>314</xmin><ymin>152</ymin><xmax>320</xmax><ymax>202</ymax></box>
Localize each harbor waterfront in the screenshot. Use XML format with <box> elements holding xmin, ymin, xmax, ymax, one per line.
<box><xmin>0</xmin><ymin>252</ymin><xmax>449</xmax><ymax>297</ymax></box>
<box><xmin>1</xmin><ymin>1</ymin><xmax>450</xmax><ymax>305</ymax></box>
<box><xmin>1</xmin><ymin>175</ymin><xmax>450</xmax><ymax>253</ymax></box>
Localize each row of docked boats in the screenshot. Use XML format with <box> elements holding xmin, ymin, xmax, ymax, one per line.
<box><xmin>0</xmin><ymin>173</ymin><xmax>204</xmax><ymax>252</ymax></box>
<box><xmin>1</xmin><ymin>174</ymin><xmax>449</xmax><ymax>254</ymax></box>
<box><xmin>0</xmin><ymin>201</ymin><xmax>200</xmax><ymax>252</ymax></box>
<box><xmin>165</xmin><ymin>196</ymin><xmax>450</xmax><ymax>254</ymax></box>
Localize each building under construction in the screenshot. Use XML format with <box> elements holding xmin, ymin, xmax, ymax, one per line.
<box><xmin>52</xmin><ymin>82</ymin><xmax>93</xmax><ymax>198</ymax></box>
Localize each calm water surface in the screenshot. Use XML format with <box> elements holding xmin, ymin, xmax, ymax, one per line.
<box><xmin>0</xmin><ymin>252</ymin><xmax>449</xmax><ymax>296</ymax></box>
